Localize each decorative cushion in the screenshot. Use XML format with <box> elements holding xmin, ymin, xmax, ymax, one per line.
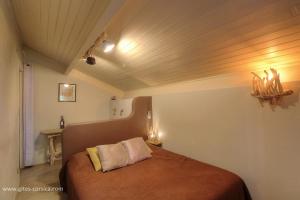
<box><xmin>97</xmin><ymin>143</ymin><xmax>129</xmax><ymax>172</ymax></box>
<box><xmin>121</xmin><ymin>137</ymin><xmax>152</xmax><ymax>164</ymax></box>
<box><xmin>86</xmin><ymin>147</ymin><xmax>102</xmax><ymax>171</ymax></box>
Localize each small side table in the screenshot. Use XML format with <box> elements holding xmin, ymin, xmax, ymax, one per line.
<box><xmin>40</xmin><ymin>129</ymin><xmax>63</xmax><ymax>165</ymax></box>
<box><xmin>146</xmin><ymin>139</ymin><xmax>162</xmax><ymax>147</ymax></box>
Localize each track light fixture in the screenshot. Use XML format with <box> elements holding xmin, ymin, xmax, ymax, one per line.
<box><xmin>86</xmin><ymin>56</ymin><xmax>96</xmax><ymax>65</ymax></box>
<box><xmin>101</xmin><ymin>40</ymin><xmax>115</xmax><ymax>53</ymax></box>
<box><xmin>83</xmin><ymin>32</ymin><xmax>115</xmax><ymax>65</ymax></box>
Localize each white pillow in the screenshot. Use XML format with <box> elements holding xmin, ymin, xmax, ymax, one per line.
<box><xmin>97</xmin><ymin>143</ymin><xmax>129</xmax><ymax>172</ymax></box>
<box><xmin>121</xmin><ymin>137</ymin><xmax>152</xmax><ymax>164</ymax></box>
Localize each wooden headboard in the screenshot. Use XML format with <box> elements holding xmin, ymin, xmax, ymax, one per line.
<box><xmin>62</xmin><ymin>96</ymin><xmax>152</xmax><ymax>164</ymax></box>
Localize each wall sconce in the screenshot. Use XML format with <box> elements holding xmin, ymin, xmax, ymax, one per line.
<box><xmin>147</xmin><ymin>111</ymin><xmax>152</xmax><ymax>120</ymax></box>
<box><xmin>251</xmin><ymin>68</ymin><xmax>293</xmax><ymax>105</ymax></box>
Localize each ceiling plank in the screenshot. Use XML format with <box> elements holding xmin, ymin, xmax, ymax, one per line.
<box><xmin>64</xmin><ymin>0</ymin><xmax>126</xmax><ymax>74</ymax></box>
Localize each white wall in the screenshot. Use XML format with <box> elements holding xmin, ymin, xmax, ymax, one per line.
<box><xmin>0</xmin><ymin>0</ymin><xmax>22</xmax><ymax>199</ymax></box>
<box><xmin>110</xmin><ymin>98</ymin><xmax>133</xmax><ymax>119</ymax></box>
<box><xmin>127</xmin><ymin>79</ymin><xmax>300</xmax><ymax>200</ymax></box>
<box><xmin>25</xmin><ymin>51</ymin><xmax>112</xmax><ymax>165</ymax></box>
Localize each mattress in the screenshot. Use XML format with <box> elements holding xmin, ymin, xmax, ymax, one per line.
<box><xmin>65</xmin><ymin>146</ymin><xmax>251</xmax><ymax>200</ymax></box>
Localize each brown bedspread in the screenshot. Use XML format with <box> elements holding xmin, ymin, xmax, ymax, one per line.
<box><xmin>66</xmin><ymin>146</ymin><xmax>251</xmax><ymax>200</ymax></box>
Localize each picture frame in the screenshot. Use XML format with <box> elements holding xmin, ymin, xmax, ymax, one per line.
<box><xmin>58</xmin><ymin>83</ymin><xmax>76</xmax><ymax>102</ymax></box>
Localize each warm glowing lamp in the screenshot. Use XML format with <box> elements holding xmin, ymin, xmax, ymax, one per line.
<box><xmin>102</xmin><ymin>40</ymin><xmax>115</xmax><ymax>53</ymax></box>
<box><xmin>251</xmin><ymin>68</ymin><xmax>293</xmax><ymax>105</ymax></box>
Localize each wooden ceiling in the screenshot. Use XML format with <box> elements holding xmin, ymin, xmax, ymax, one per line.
<box><xmin>76</xmin><ymin>0</ymin><xmax>300</xmax><ymax>90</ymax></box>
<box><xmin>12</xmin><ymin>0</ymin><xmax>300</xmax><ymax>91</ymax></box>
<box><xmin>11</xmin><ymin>0</ymin><xmax>111</xmax><ymax>66</ymax></box>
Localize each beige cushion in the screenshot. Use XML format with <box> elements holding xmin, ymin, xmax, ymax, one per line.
<box><xmin>121</xmin><ymin>137</ymin><xmax>152</xmax><ymax>164</ymax></box>
<box><xmin>97</xmin><ymin>143</ymin><xmax>129</xmax><ymax>172</ymax></box>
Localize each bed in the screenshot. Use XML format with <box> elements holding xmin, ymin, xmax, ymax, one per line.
<box><xmin>60</xmin><ymin>97</ymin><xmax>251</xmax><ymax>200</ymax></box>
<box><xmin>65</xmin><ymin>145</ymin><xmax>250</xmax><ymax>200</ymax></box>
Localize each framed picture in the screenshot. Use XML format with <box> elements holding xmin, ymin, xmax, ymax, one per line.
<box><xmin>58</xmin><ymin>83</ymin><xmax>76</xmax><ymax>102</ymax></box>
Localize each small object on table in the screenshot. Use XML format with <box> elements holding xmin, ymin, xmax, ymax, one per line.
<box><xmin>146</xmin><ymin>139</ymin><xmax>162</xmax><ymax>147</ymax></box>
<box><xmin>40</xmin><ymin>129</ymin><xmax>63</xmax><ymax>165</ymax></box>
<box><xmin>60</xmin><ymin>116</ymin><xmax>65</xmax><ymax>129</ymax></box>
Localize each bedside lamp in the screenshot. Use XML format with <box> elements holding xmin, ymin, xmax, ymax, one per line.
<box><xmin>146</xmin><ymin>127</ymin><xmax>162</xmax><ymax>147</ymax></box>
<box><xmin>148</xmin><ymin>127</ymin><xmax>160</xmax><ymax>143</ymax></box>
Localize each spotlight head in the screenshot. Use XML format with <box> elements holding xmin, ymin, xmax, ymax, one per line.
<box><xmin>102</xmin><ymin>40</ymin><xmax>115</xmax><ymax>53</ymax></box>
<box><xmin>86</xmin><ymin>56</ymin><xmax>96</xmax><ymax>65</ymax></box>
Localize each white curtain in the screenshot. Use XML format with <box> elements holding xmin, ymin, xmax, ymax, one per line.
<box><xmin>23</xmin><ymin>64</ymin><xmax>34</xmax><ymax>166</ymax></box>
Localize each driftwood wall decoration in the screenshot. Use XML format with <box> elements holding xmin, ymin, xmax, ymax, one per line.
<box><xmin>251</xmin><ymin>68</ymin><xmax>293</xmax><ymax>105</ymax></box>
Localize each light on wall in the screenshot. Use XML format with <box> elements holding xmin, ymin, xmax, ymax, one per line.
<box><xmin>147</xmin><ymin>111</ymin><xmax>152</xmax><ymax>120</ymax></box>
<box><xmin>251</xmin><ymin>68</ymin><xmax>293</xmax><ymax>105</ymax></box>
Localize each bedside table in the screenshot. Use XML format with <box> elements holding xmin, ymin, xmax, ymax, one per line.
<box><xmin>146</xmin><ymin>139</ymin><xmax>162</xmax><ymax>147</ymax></box>
<box><xmin>40</xmin><ymin>129</ymin><xmax>63</xmax><ymax>165</ymax></box>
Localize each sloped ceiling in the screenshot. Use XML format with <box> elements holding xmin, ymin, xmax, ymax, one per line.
<box><xmin>12</xmin><ymin>0</ymin><xmax>300</xmax><ymax>91</ymax></box>
<box><xmin>11</xmin><ymin>0</ymin><xmax>111</xmax><ymax>66</ymax></box>
<box><xmin>76</xmin><ymin>0</ymin><xmax>300</xmax><ymax>90</ymax></box>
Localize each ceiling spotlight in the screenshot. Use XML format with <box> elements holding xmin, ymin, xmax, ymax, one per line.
<box><xmin>101</xmin><ymin>40</ymin><xmax>115</xmax><ymax>53</ymax></box>
<box><xmin>83</xmin><ymin>32</ymin><xmax>114</xmax><ymax>64</ymax></box>
<box><xmin>86</xmin><ymin>56</ymin><xmax>96</xmax><ymax>65</ymax></box>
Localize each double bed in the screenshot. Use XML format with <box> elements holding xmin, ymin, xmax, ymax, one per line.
<box><xmin>65</xmin><ymin>145</ymin><xmax>250</xmax><ymax>200</ymax></box>
<box><xmin>60</xmin><ymin>97</ymin><xmax>251</xmax><ymax>200</ymax></box>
